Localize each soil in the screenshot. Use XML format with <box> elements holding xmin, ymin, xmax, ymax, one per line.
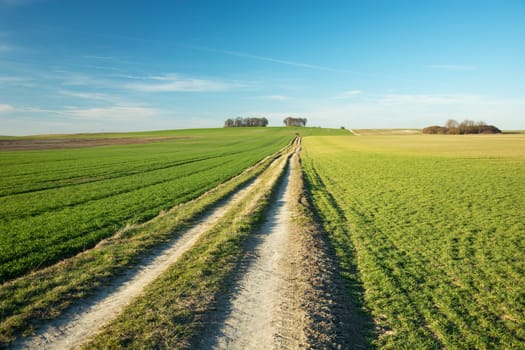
<box><xmin>195</xmin><ymin>150</ymin><xmax>369</xmax><ymax>349</ymax></box>
<box><xmin>0</xmin><ymin>137</ymin><xmax>183</xmax><ymax>151</ymax></box>
<box><xmin>196</xmin><ymin>158</ymin><xmax>306</xmax><ymax>349</ymax></box>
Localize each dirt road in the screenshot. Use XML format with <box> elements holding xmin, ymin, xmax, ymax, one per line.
<box><xmin>12</xmin><ymin>175</ymin><xmax>265</xmax><ymax>350</ymax></box>
<box><xmin>197</xmin><ymin>155</ymin><xmax>305</xmax><ymax>349</ymax></box>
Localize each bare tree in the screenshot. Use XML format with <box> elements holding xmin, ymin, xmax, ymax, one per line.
<box><xmin>445</xmin><ymin>119</ymin><xmax>459</xmax><ymax>129</ymax></box>
<box><xmin>283</xmin><ymin>117</ymin><xmax>307</xmax><ymax>127</ymax></box>
<box><xmin>224</xmin><ymin>118</ymin><xmax>234</xmax><ymax>128</ymax></box>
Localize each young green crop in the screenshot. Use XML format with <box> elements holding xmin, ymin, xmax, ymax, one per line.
<box><xmin>302</xmin><ymin>134</ymin><xmax>525</xmax><ymax>349</ymax></box>
<box><xmin>0</xmin><ymin>138</ymin><xmax>292</xmax><ymax>346</ymax></box>
<box><xmin>0</xmin><ymin>127</ymin><xmax>346</xmax><ymax>282</ymax></box>
<box><xmin>0</xmin><ymin>128</ymin><xmax>287</xmax><ymax>282</ymax></box>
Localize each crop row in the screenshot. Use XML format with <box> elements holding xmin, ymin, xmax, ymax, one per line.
<box><xmin>0</xmin><ymin>139</ymin><xmax>294</xmax><ymax>346</ymax></box>
<box><xmin>302</xmin><ymin>136</ymin><xmax>525</xmax><ymax>348</ymax></box>
<box><xmin>0</xmin><ymin>130</ymin><xmax>293</xmax><ymax>282</ymax></box>
<box><xmin>0</xmin><ymin>132</ymin><xmax>286</xmax><ymax>196</ymax></box>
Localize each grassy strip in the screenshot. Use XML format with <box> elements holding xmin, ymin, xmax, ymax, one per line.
<box><xmin>289</xmin><ymin>150</ymin><xmax>374</xmax><ymax>348</ymax></box>
<box><xmin>0</xmin><ymin>143</ymin><xmax>293</xmax><ymax>346</ymax></box>
<box><xmin>81</xmin><ymin>145</ymin><xmax>292</xmax><ymax>349</ymax></box>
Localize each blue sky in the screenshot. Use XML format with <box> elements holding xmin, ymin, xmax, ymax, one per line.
<box><xmin>1</xmin><ymin>0</ymin><xmax>524</xmax><ymax>135</ymax></box>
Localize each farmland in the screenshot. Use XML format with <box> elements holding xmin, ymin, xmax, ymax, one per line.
<box><xmin>1</xmin><ymin>127</ymin><xmax>352</xmax><ymax>346</ymax></box>
<box><xmin>2</xmin><ymin>128</ymin><xmax>524</xmax><ymax>348</ymax></box>
<box><xmin>302</xmin><ymin>134</ymin><xmax>525</xmax><ymax>348</ymax></box>
<box><xmin>0</xmin><ymin>127</ymin><xmax>331</xmax><ymax>282</ymax></box>
<box><xmin>1</xmin><ymin>130</ymin><xmax>275</xmax><ymax>282</ymax></box>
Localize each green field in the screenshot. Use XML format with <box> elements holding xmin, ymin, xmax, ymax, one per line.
<box><xmin>0</xmin><ymin>127</ymin><xmax>346</xmax><ymax>283</ymax></box>
<box><xmin>2</xmin><ymin>128</ymin><xmax>524</xmax><ymax>347</ymax></box>
<box><xmin>302</xmin><ymin>134</ymin><xmax>525</xmax><ymax>348</ymax></box>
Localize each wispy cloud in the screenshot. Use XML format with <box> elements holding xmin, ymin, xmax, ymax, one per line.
<box><xmin>0</xmin><ymin>103</ymin><xmax>14</xmax><ymax>112</ymax></box>
<box><xmin>194</xmin><ymin>46</ymin><xmax>349</xmax><ymax>73</ymax></box>
<box><xmin>59</xmin><ymin>90</ymin><xmax>121</xmax><ymax>103</ymax></box>
<box><xmin>2</xmin><ymin>104</ymin><xmax>162</xmax><ymax>122</ymax></box>
<box><xmin>335</xmin><ymin>90</ymin><xmax>362</xmax><ymax>99</ymax></box>
<box><xmin>67</xmin><ymin>105</ymin><xmax>159</xmax><ymax>121</ymax></box>
<box><xmin>54</xmin><ymin>71</ymin><xmax>109</xmax><ymax>87</ymax></box>
<box><xmin>125</xmin><ymin>74</ymin><xmax>238</xmax><ymax>92</ymax></box>
<box><xmin>0</xmin><ymin>75</ymin><xmax>32</xmax><ymax>84</ymax></box>
<box><xmin>426</xmin><ymin>64</ymin><xmax>477</xmax><ymax>71</ymax></box>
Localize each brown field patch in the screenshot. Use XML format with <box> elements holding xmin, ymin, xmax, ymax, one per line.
<box><xmin>0</xmin><ymin>137</ymin><xmax>185</xmax><ymax>151</ymax></box>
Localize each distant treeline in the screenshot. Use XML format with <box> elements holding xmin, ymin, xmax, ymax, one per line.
<box><xmin>224</xmin><ymin>117</ymin><xmax>268</xmax><ymax>128</ymax></box>
<box><xmin>283</xmin><ymin>117</ymin><xmax>307</xmax><ymax>127</ymax></box>
<box><xmin>423</xmin><ymin>119</ymin><xmax>501</xmax><ymax>134</ymax></box>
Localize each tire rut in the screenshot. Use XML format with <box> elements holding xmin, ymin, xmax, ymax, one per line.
<box><xmin>197</xmin><ymin>155</ymin><xmax>305</xmax><ymax>349</ymax></box>
<box><xmin>10</xmin><ymin>167</ymin><xmax>269</xmax><ymax>350</ymax></box>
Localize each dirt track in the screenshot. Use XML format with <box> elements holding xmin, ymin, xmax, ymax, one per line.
<box><xmin>12</xmin><ymin>174</ymin><xmax>263</xmax><ymax>349</ymax></box>
<box><xmin>197</xmin><ymin>157</ymin><xmax>305</xmax><ymax>349</ymax></box>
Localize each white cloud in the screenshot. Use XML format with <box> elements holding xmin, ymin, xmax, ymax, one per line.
<box><xmin>66</xmin><ymin>105</ymin><xmax>160</xmax><ymax>121</ymax></box>
<box><xmin>0</xmin><ymin>103</ymin><xmax>14</xmax><ymax>112</ymax></box>
<box><xmin>0</xmin><ymin>75</ymin><xmax>35</xmax><ymax>88</ymax></box>
<box><xmin>335</xmin><ymin>90</ymin><xmax>362</xmax><ymax>99</ymax></box>
<box><xmin>56</xmin><ymin>71</ymin><xmax>109</xmax><ymax>87</ymax></box>
<box><xmin>125</xmin><ymin>74</ymin><xmax>237</xmax><ymax>92</ymax></box>
<box><xmin>0</xmin><ymin>104</ymin><xmax>180</xmax><ymax>136</ymax></box>
<box><xmin>426</xmin><ymin>64</ymin><xmax>477</xmax><ymax>71</ymax></box>
<box><xmin>59</xmin><ymin>90</ymin><xmax>120</xmax><ymax>103</ymax></box>
<box><xmin>0</xmin><ymin>75</ymin><xmax>31</xmax><ymax>83</ymax></box>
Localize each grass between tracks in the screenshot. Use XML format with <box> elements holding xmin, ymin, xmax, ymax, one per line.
<box><xmin>0</xmin><ymin>142</ymin><xmax>293</xmax><ymax>346</ymax></box>
<box><xmin>81</xmin><ymin>144</ymin><xmax>293</xmax><ymax>349</ymax></box>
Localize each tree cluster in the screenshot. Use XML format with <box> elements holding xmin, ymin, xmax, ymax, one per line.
<box><xmin>283</xmin><ymin>117</ymin><xmax>307</xmax><ymax>127</ymax></box>
<box><xmin>423</xmin><ymin>119</ymin><xmax>501</xmax><ymax>134</ymax></box>
<box><xmin>224</xmin><ymin>117</ymin><xmax>268</xmax><ymax>128</ymax></box>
